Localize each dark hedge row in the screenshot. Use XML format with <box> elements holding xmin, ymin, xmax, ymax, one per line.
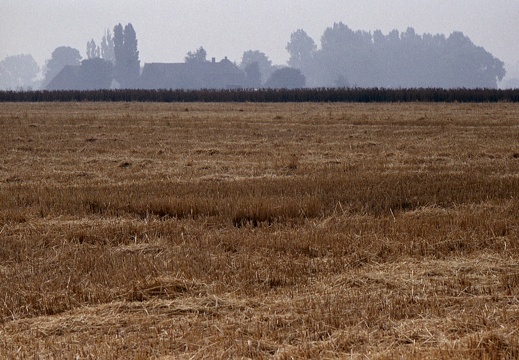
<box><xmin>1</xmin><ymin>88</ymin><xmax>519</xmax><ymax>103</ymax></box>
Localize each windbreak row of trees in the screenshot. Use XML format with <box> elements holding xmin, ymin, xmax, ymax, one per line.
<box><xmin>2</xmin><ymin>88</ymin><xmax>519</xmax><ymax>103</ymax></box>
<box><xmin>286</xmin><ymin>23</ymin><xmax>506</xmax><ymax>89</ymax></box>
<box><xmin>0</xmin><ymin>23</ymin><xmax>140</xmax><ymax>91</ymax></box>
<box><xmin>0</xmin><ymin>21</ymin><xmax>512</xmax><ymax>91</ymax></box>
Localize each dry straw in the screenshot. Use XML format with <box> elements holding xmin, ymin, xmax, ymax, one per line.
<box><xmin>0</xmin><ymin>102</ymin><xmax>518</xmax><ymax>358</ymax></box>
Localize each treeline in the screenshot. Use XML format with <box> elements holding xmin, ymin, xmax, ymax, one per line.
<box><xmin>2</xmin><ymin>22</ymin><xmax>511</xmax><ymax>92</ymax></box>
<box><xmin>2</xmin><ymin>88</ymin><xmax>519</xmax><ymax>103</ymax></box>
<box><xmin>288</xmin><ymin>23</ymin><xmax>506</xmax><ymax>89</ymax></box>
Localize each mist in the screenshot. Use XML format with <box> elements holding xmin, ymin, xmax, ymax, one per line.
<box><xmin>1</xmin><ymin>0</ymin><xmax>518</xmax><ymax>90</ymax></box>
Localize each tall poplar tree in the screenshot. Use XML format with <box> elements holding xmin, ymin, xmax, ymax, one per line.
<box><xmin>113</xmin><ymin>23</ymin><xmax>140</xmax><ymax>88</ymax></box>
<box><xmin>123</xmin><ymin>23</ymin><xmax>140</xmax><ymax>87</ymax></box>
<box><xmin>113</xmin><ymin>23</ymin><xmax>124</xmax><ymax>85</ymax></box>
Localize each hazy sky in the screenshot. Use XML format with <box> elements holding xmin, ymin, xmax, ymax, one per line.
<box><xmin>1</xmin><ymin>0</ymin><xmax>518</xmax><ymax>73</ymax></box>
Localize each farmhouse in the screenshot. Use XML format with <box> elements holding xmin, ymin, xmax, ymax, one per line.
<box><xmin>45</xmin><ymin>58</ymin><xmax>114</xmax><ymax>91</ymax></box>
<box><xmin>45</xmin><ymin>65</ymin><xmax>82</xmax><ymax>90</ymax></box>
<box><xmin>46</xmin><ymin>56</ymin><xmax>247</xmax><ymax>90</ymax></box>
<box><xmin>138</xmin><ymin>57</ymin><xmax>247</xmax><ymax>90</ymax></box>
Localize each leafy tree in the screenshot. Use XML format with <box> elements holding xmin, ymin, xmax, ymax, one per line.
<box><xmin>123</xmin><ymin>23</ymin><xmax>140</xmax><ymax>86</ymax></box>
<box><xmin>185</xmin><ymin>47</ymin><xmax>207</xmax><ymax>63</ymax></box>
<box><xmin>43</xmin><ymin>46</ymin><xmax>81</xmax><ymax>87</ymax></box>
<box><xmin>286</xmin><ymin>29</ymin><xmax>316</xmax><ymax>69</ymax></box>
<box><xmin>240</xmin><ymin>50</ymin><xmax>273</xmax><ymax>84</ymax></box>
<box><xmin>290</xmin><ymin>22</ymin><xmax>506</xmax><ymax>89</ymax></box>
<box><xmin>318</xmin><ymin>22</ymin><xmax>378</xmax><ymax>87</ymax></box>
<box><xmin>113</xmin><ymin>23</ymin><xmax>124</xmax><ymax>74</ymax></box>
<box><xmin>113</xmin><ymin>23</ymin><xmax>140</xmax><ymax>88</ymax></box>
<box><xmin>286</xmin><ymin>29</ymin><xmax>320</xmax><ymax>86</ymax></box>
<box><xmin>244</xmin><ymin>62</ymin><xmax>261</xmax><ymax>88</ymax></box>
<box><xmin>100</xmin><ymin>29</ymin><xmax>115</xmax><ymax>63</ymax></box>
<box><xmin>0</xmin><ymin>54</ymin><xmax>40</xmax><ymax>90</ymax></box>
<box><xmin>440</xmin><ymin>31</ymin><xmax>505</xmax><ymax>88</ymax></box>
<box><xmin>264</xmin><ymin>67</ymin><xmax>305</xmax><ymax>89</ymax></box>
<box><xmin>86</xmin><ymin>39</ymin><xmax>100</xmax><ymax>59</ymax></box>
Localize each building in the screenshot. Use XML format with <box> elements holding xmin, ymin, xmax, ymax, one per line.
<box><xmin>138</xmin><ymin>57</ymin><xmax>247</xmax><ymax>90</ymax></box>
<box><xmin>45</xmin><ymin>57</ymin><xmax>247</xmax><ymax>91</ymax></box>
<box><xmin>45</xmin><ymin>59</ymin><xmax>114</xmax><ymax>91</ymax></box>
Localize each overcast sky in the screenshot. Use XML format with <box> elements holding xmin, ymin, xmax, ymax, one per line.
<box><xmin>1</xmin><ymin>0</ymin><xmax>518</xmax><ymax>73</ymax></box>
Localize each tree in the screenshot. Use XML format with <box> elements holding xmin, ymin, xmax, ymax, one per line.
<box><xmin>286</xmin><ymin>29</ymin><xmax>317</xmax><ymax>69</ymax></box>
<box><xmin>264</xmin><ymin>67</ymin><xmax>305</xmax><ymax>89</ymax></box>
<box><xmin>0</xmin><ymin>54</ymin><xmax>40</xmax><ymax>90</ymax></box>
<box><xmin>113</xmin><ymin>23</ymin><xmax>124</xmax><ymax>73</ymax></box>
<box><xmin>123</xmin><ymin>23</ymin><xmax>140</xmax><ymax>86</ymax></box>
<box><xmin>286</xmin><ymin>29</ymin><xmax>320</xmax><ymax>86</ymax></box>
<box><xmin>240</xmin><ymin>50</ymin><xmax>273</xmax><ymax>85</ymax></box>
<box><xmin>185</xmin><ymin>47</ymin><xmax>207</xmax><ymax>63</ymax></box>
<box><xmin>440</xmin><ymin>31</ymin><xmax>505</xmax><ymax>88</ymax></box>
<box><xmin>86</xmin><ymin>39</ymin><xmax>100</xmax><ymax>59</ymax></box>
<box><xmin>100</xmin><ymin>29</ymin><xmax>115</xmax><ymax>63</ymax></box>
<box><xmin>43</xmin><ymin>46</ymin><xmax>81</xmax><ymax>87</ymax></box>
<box><xmin>244</xmin><ymin>62</ymin><xmax>261</xmax><ymax>88</ymax></box>
<box><xmin>113</xmin><ymin>23</ymin><xmax>140</xmax><ymax>88</ymax></box>
<box><xmin>288</xmin><ymin>22</ymin><xmax>506</xmax><ymax>89</ymax></box>
<box><xmin>318</xmin><ymin>22</ymin><xmax>377</xmax><ymax>87</ymax></box>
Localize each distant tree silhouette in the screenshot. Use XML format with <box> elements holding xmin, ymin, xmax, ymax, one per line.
<box><xmin>318</xmin><ymin>22</ymin><xmax>378</xmax><ymax>87</ymax></box>
<box><xmin>123</xmin><ymin>23</ymin><xmax>140</xmax><ymax>86</ymax></box>
<box><xmin>244</xmin><ymin>62</ymin><xmax>261</xmax><ymax>88</ymax></box>
<box><xmin>240</xmin><ymin>50</ymin><xmax>274</xmax><ymax>84</ymax></box>
<box><xmin>113</xmin><ymin>23</ymin><xmax>124</xmax><ymax>80</ymax></box>
<box><xmin>286</xmin><ymin>29</ymin><xmax>317</xmax><ymax>69</ymax></box>
<box><xmin>86</xmin><ymin>39</ymin><xmax>100</xmax><ymax>59</ymax></box>
<box><xmin>43</xmin><ymin>46</ymin><xmax>81</xmax><ymax>87</ymax></box>
<box><xmin>264</xmin><ymin>67</ymin><xmax>306</xmax><ymax>89</ymax></box>
<box><xmin>439</xmin><ymin>31</ymin><xmax>506</xmax><ymax>88</ymax></box>
<box><xmin>288</xmin><ymin>22</ymin><xmax>506</xmax><ymax>89</ymax></box>
<box><xmin>286</xmin><ymin>29</ymin><xmax>319</xmax><ymax>86</ymax></box>
<box><xmin>113</xmin><ymin>23</ymin><xmax>140</xmax><ymax>88</ymax></box>
<box><xmin>185</xmin><ymin>47</ymin><xmax>207</xmax><ymax>63</ymax></box>
<box><xmin>0</xmin><ymin>54</ymin><xmax>40</xmax><ymax>90</ymax></box>
<box><xmin>100</xmin><ymin>29</ymin><xmax>115</xmax><ymax>63</ymax></box>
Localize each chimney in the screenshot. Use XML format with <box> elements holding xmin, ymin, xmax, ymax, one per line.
<box><xmin>212</xmin><ymin>57</ymin><xmax>216</xmax><ymax>63</ymax></box>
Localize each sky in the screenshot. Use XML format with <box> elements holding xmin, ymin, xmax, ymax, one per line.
<box><xmin>1</xmin><ymin>0</ymin><xmax>519</xmax><ymax>76</ymax></box>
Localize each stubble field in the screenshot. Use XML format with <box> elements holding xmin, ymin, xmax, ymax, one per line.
<box><xmin>0</xmin><ymin>102</ymin><xmax>519</xmax><ymax>359</ymax></box>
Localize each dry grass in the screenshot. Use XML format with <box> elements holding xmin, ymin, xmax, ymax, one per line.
<box><xmin>0</xmin><ymin>102</ymin><xmax>519</xmax><ymax>358</ymax></box>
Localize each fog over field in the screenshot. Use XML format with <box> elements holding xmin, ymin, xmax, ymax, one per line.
<box><xmin>1</xmin><ymin>0</ymin><xmax>519</xmax><ymax>89</ymax></box>
<box><xmin>1</xmin><ymin>0</ymin><xmax>518</xmax><ymax>65</ymax></box>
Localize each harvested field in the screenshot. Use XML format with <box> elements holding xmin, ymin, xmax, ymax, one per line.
<box><xmin>0</xmin><ymin>102</ymin><xmax>519</xmax><ymax>358</ymax></box>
